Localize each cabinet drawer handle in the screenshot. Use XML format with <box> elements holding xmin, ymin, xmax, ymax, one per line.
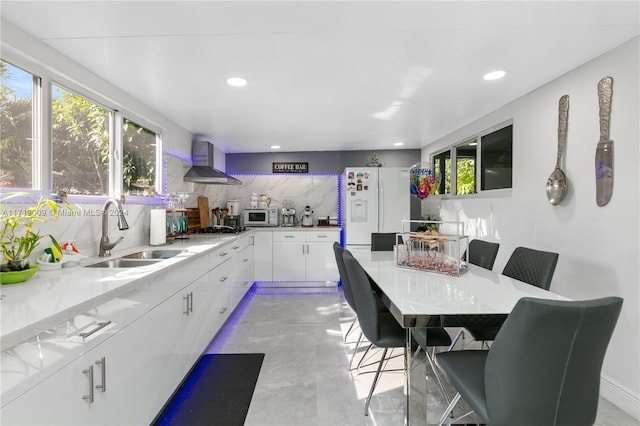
<box><xmin>219</xmin><ymin>307</ymin><xmax>227</xmax><ymax>314</ymax></box>
<box><xmin>242</xmin><ymin>258</ymin><xmax>249</xmax><ymax>262</ymax></box>
<box><xmin>219</xmin><ymin>251</ymin><xmax>228</xmax><ymax>257</ymax></box>
<box><xmin>317</xmin><ymin>235</ymin><xmax>328</xmax><ymax>238</ymax></box>
<box><xmin>219</xmin><ymin>276</ymin><xmax>228</xmax><ymax>282</ymax></box>
<box><xmin>232</xmin><ymin>245</ymin><xmax>240</xmax><ymax>249</ymax></box>
<box><xmin>79</xmin><ymin>321</ymin><xmax>112</xmax><ymax>339</ymax></box>
<box><xmin>284</xmin><ymin>235</ymin><xmax>294</xmax><ymax>238</ymax></box>
<box><xmin>95</xmin><ymin>357</ymin><xmax>106</xmax><ymax>392</ymax></box>
<box><xmin>82</xmin><ymin>365</ymin><xmax>94</xmax><ymax>403</ymax></box>
<box><xmin>183</xmin><ymin>292</ymin><xmax>193</xmax><ymax>315</ymax></box>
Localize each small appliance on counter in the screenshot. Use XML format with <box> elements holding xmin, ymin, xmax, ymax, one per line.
<box><xmin>224</xmin><ymin>214</ymin><xmax>241</xmax><ymax>228</ymax></box>
<box><xmin>281</xmin><ymin>207</ymin><xmax>296</xmax><ymax>227</ymax></box>
<box><xmin>244</xmin><ymin>207</ymin><xmax>279</xmax><ymax>226</ymax></box>
<box><xmin>226</xmin><ymin>199</ymin><xmax>241</xmax><ymax>216</ymax></box>
<box><xmin>300</xmin><ymin>205</ymin><xmax>314</xmax><ymax>227</ymax></box>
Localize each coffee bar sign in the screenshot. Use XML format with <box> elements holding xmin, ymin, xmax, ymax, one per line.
<box><xmin>272</xmin><ymin>162</ymin><xmax>309</xmax><ymax>173</ymax></box>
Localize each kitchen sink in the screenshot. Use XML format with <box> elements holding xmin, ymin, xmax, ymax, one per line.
<box><xmin>86</xmin><ymin>258</ymin><xmax>162</xmax><ymax>268</ymax></box>
<box><xmin>121</xmin><ymin>250</ymin><xmax>185</xmax><ymax>260</ymax></box>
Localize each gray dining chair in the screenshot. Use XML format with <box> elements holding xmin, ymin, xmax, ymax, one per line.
<box><xmin>458</xmin><ymin>245</ymin><xmax>559</xmax><ymax>348</ymax></box>
<box><xmin>502</xmin><ymin>246</ymin><xmax>559</xmax><ymax>290</ymax></box>
<box><xmin>342</xmin><ymin>249</ymin><xmax>452</xmax><ymax>416</ymax></box>
<box><xmin>342</xmin><ymin>249</ymin><xmax>406</xmax><ymax>415</ymax></box>
<box><xmin>333</xmin><ymin>242</ymin><xmax>387</xmax><ymax>369</ymax></box>
<box><xmin>370</xmin><ymin>232</ymin><xmax>402</xmax><ymax>251</ymax></box>
<box><xmin>468</xmin><ymin>239</ymin><xmax>500</xmax><ymax>270</ymax></box>
<box><xmin>436</xmin><ymin>296</ymin><xmax>623</xmax><ymax>426</ymax></box>
<box><xmin>449</xmin><ymin>239</ymin><xmax>501</xmax><ymax>348</ymax></box>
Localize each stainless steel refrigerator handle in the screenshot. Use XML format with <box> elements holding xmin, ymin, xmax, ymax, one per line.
<box><xmin>379</xmin><ymin>177</ymin><xmax>384</xmax><ymax>231</ymax></box>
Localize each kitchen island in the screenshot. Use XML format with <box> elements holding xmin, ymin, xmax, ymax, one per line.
<box><xmin>0</xmin><ymin>231</ymin><xmax>254</xmax><ymax>425</ymax></box>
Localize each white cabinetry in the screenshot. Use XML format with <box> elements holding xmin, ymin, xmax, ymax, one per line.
<box><xmin>253</xmin><ymin>230</ymin><xmax>273</xmax><ymax>281</ymax></box>
<box><xmin>272</xmin><ymin>230</ymin><xmax>340</xmax><ymax>282</ymax></box>
<box><xmin>0</xmin><ymin>287</ymin><xmax>157</xmax><ymax>425</ymax></box>
<box><xmin>0</xmin><ymin>234</ymin><xmax>256</xmax><ymax>425</ymax></box>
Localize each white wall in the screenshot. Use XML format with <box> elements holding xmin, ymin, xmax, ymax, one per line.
<box><xmin>421</xmin><ymin>37</ymin><xmax>639</xmax><ymax>418</ymax></box>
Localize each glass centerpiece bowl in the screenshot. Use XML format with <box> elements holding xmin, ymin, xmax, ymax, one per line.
<box><xmin>1</xmin><ymin>192</ymin><xmax>74</xmax><ymax>282</ymax></box>
<box><xmin>396</xmin><ymin>220</ymin><xmax>469</xmax><ymax>277</ymax></box>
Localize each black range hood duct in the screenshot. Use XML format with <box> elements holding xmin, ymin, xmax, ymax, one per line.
<box><xmin>183</xmin><ymin>140</ymin><xmax>242</xmax><ymax>185</ymax></box>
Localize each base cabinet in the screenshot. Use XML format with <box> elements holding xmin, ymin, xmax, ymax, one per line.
<box><xmin>272</xmin><ymin>230</ymin><xmax>340</xmax><ymax>282</ymax></box>
<box><xmin>253</xmin><ymin>231</ymin><xmax>273</xmax><ymax>281</ymax></box>
<box><xmin>1</xmin><ymin>312</ymin><xmax>157</xmax><ymax>425</ymax></box>
<box><xmin>0</xmin><ymin>234</ymin><xmax>256</xmax><ymax>426</ymax></box>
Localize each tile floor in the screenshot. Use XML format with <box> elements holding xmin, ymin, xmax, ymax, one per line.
<box><xmin>207</xmin><ymin>285</ymin><xmax>639</xmax><ymax>426</ymax></box>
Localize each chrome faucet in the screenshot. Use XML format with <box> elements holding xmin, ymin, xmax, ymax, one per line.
<box><xmin>99</xmin><ymin>198</ymin><xmax>129</xmax><ymax>257</ymax></box>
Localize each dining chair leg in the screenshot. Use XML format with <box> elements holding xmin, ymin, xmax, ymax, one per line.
<box><xmin>356</xmin><ymin>343</ymin><xmax>374</xmax><ymax>372</ymax></box>
<box><xmin>425</xmin><ymin>348</ymin><xmax>450</xmax><ymax>403</ymax></box>
<box><xmin>349</xmin><ymin>331</ymin><xmax>364</xmax><ymax>370</ymax></box>
<box><xmin>364</xmin><ymin>347</ymin><xmax>388</xmax><ymax>416</ymax></box>
<box><xmin>344</xmin><ymin>316</ymin><xmax>358</xmax><ymax>343</ymax></box>
<box><xmin>448</xmin><ymin>329</ymin><xmax>464</xmax><ymax>351</ymax></box>
<box><xmin>438</xmin><ymin>392</ymin><xmax>461</xmax><ymax>425</ymax></box>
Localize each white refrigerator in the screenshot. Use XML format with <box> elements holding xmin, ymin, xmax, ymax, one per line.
<box><xmin>343</xmin><ymin>167</ymin><xmax>411</xmax><ymax>246</ymax></box>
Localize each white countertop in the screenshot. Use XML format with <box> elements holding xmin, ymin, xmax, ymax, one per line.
<box><xmin>247</xmin><ymin>226</ymin><xmax>341</xmax><ymax>231</ymax></box>
<box><xmin>0</xmin><ymin>233</ymin><xmax>244</xmax><ymax>351</ymax></box>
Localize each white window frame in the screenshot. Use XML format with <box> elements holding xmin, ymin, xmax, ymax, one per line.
<box><xmin>0</xmin><ymin>51</ymin><xmax>164</xmax><ymax>205</ymax></box>
<box><xmin>431</xmin><ymin>120</ymin><xmax>513</xmax><ymax>199</ymax></box>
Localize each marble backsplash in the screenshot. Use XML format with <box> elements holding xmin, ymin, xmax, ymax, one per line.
<box><xmin>195</xmin><ymin>175</ymin><xmax>340</xmax><ymax>220</ymax></box>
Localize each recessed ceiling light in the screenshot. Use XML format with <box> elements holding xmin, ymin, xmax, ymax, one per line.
<box><xmin>393</xmin><ymin>142</ymin><xmax>404</xmax><ymax>147</ymax></box>
<box><xmin>483</xmin><ymin>70</ymin><xmax>506</xmax><ymax>81</ymax></box>
<box><xmin>270</xmin><ymin>145</ymin><xmax>280</xmax><ymax>150</ymax></box>
<box><xmin>226</xmin><ymin>77</ymin><xmax>248</xmax><ymax>87</ymax></box>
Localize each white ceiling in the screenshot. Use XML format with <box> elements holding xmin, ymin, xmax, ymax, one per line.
<box><xmin>1</xmin><ymin>1</ymin><xmax>638</xmax><ymax>153</ymax></box>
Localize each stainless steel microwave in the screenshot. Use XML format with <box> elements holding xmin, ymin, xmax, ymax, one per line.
<box><xmin>243</xmin><ymin>208</ymin><xmax>279</xmax><ymax>226</ymax></box>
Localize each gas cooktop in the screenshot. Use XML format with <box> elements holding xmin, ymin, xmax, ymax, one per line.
<box><xmin>195</xmin><ymin>225</ymin><xmax>246</xmax><ymax>234</ymax></box>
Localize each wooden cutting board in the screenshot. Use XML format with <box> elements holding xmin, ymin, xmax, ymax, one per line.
<box><xmin>198</xmin><ymin>196</ymin><xmax>211</xmax><ymax>228</ymax></box>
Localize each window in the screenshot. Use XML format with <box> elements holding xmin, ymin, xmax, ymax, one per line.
<box><xmin>0</xmin><ymin>61</ymin><xmax>37</xmax><ymax>189</ymax></box>
<box><xmin>431</xmin><ymin>124</ymin><xmax>512</xmax><ymax>196</ymax></box>
<box><xmin>433</xmin><ymin>150</ymin><xmax>451</xmax><ymax>195</ymax></box>
<box><xmin>481</xmin><ymin>125</ymin><xmax>512</xmax><ymax>190</ymax></box>
<box><xmin>51</xmin><ymin>85</ymin><xmax>111</xmax><ymax>195</ymax></box>
<box><xmin>456</xmin><ymin>140</ymin><xmax>476</xmax><ymax>195</ymax></box>
<box><xmin>122</xmin><ymin>118</ymin><xmax>158</xmax><ymax>197</ymax></box>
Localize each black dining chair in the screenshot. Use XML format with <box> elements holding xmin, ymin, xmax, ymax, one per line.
<box><xmin>342</xmin><ymin>249</ymin><xmax>452</xmax><ymax>415</ymax></box>
<box><xmin>449</xmin><ymin>240</ymin><xmax>501</xmax><ymax>348</ymax></box>
<box><xmin>333</xmin><ymin>242</ymin><xmax>388</xmax><ymax>369</ymax></box>
<box><xmin>468</xmin><ymin>239</ymin><xmax>500</xmax><ymax>270</ymax></box>
<box><xmin>459</xmin><ymin>245</ymin><xmax>559</xmax><ymax>348</ymax></box>
<box><xmin>502</xmin><ymin>246</ymin><xmax>559</xmax><ymax>290</ymax></box>
<box><xmin>435</xmin><ymin>296</ymin><xmax>623</xmax><ymax>426</ymax></box>
<box><xmin>342</xmin><ymin>249</ymin><xmax>406</xmax><ymax>415</ymax></box>
<box><xmin>370</xmin><ymin>232</ymin><xmax>402</xmax><ymax>251</ymax></box>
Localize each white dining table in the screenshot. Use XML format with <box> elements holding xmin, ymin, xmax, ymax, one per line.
<box><xmin>348</xmin><ymin>247</ymin><xmax>570</xmax><ymax>425</ymax></box>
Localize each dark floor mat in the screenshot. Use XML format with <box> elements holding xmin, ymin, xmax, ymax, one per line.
<box><xmin>153</xmin><ymin>353</ymin><xmax>265</xmax><ymax>426</ymax></box>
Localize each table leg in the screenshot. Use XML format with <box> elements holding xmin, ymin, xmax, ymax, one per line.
<box><xmin>405</xmin><ymin>327</ymin><xmax>412</xmax><ymax>425</ymax></box>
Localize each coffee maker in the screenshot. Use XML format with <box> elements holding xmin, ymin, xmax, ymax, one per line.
<box><xmin>281</xmin><ymin>207</ymin><xmax>296</xmax><ymax>227</ymax></box>
<box><xmin>224</xmin><ymin>214</ymin><xmax>241</xmax><ymax>228</ymax></box>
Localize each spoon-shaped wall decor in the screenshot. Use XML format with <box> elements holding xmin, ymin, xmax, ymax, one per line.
<box><xmin>546</xmin><ymin>94</ymin><xmax>569</xmax><ymax>205</ymax></box>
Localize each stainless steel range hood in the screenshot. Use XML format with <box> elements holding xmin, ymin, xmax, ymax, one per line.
<box><xmin>183</xmin><ymin>140</ymin><xmax>242</xmax><ymax>185</ymax></box>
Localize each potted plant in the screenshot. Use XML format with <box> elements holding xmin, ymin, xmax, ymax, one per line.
<box><xmin>1</xmin><ymin>192</ymin><xmax>74</xmax><ymax>277</ymax></box>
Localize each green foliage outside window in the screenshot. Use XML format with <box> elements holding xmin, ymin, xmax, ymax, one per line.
<box><xmin>0</xmin><ymin>61</ymin><xmax>33</xmax><ymax>188</ymax></box>
<box><xmin>52</xmin><ymin>87</ymin><xmax>110</xmax><ymax>195</ymax></box>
